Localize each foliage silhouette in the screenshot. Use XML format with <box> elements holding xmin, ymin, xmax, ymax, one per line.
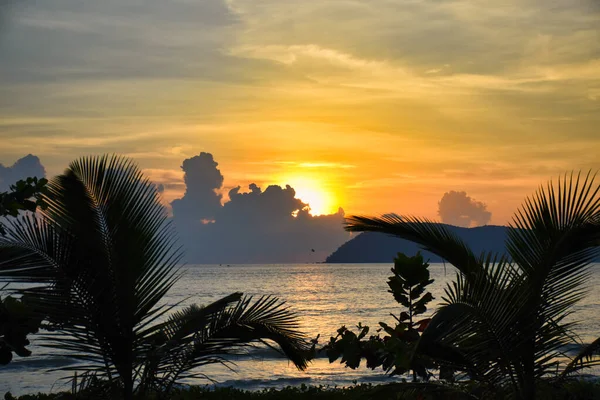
<box><xmin>0</xmin><ymin>176</ymin><xmax>47</xmax><ymax>235</ymax></box>
<box><xmin>0</xmin><ymin>177</ymin><xmax>47</xmax><ymax>363</ymax></box>
<box><xmin>0</xmin><ymin>155</ymin><xmax>311</xmax><ymax>399</ymax></box>
<box><xmin>0</xmin><ymin>294</ymin><xmax>43</xmax><ymax>365</ymax></box>
<box><xmin>325</xmin><ymin>252</ymin><xmax>437</xmax><ymax>382</ymax></box>
<box><xmin>344</xmin><ymin>171</ymin><xmax>600</xmax><ymax>399</ymax></box>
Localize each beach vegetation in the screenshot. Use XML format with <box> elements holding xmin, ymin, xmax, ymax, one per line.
<box><xmin>324</xmin><ymin>252</ymin><xmax>439</xmax><ymax>382</ymax></box>
<box><xmin>343</xmin><ymin>171</ymin><xmax>600</xmax><ymax>399</ymax></box>
<box><xmin>0</xmin><ymin>177</ymin><xmax>48</xmax><ymax>364</ymax></box>
<box><xmin>6</xmin><ymin>379</ymin><xmax>600</xmax><ymax>400</ymax></box>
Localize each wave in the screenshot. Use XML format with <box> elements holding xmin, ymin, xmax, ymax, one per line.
<box><xmin>561</xmin><ymin>343</ymin><xmax>594</xmax><ymax>356</ymax></box>
<box><xmin>210</xmin><ymin>373</ymin><xmax>403</xmax><ymax>391</ymax></box>
<box><xmin>219</xmin><ymin>342</ymin><xmax>600</xmax><ymax>362</ymax></box>
<box><xmin>214</xmin><ymin>376</ymin><xmax>313</xmax><ymax>390</ymax></box>
<box><xmin>1</xmin><ymin>356</ymin><xmax>77</xmax><ymax>370</ymax></box>
<box><xmin>225</xmin><ymin>347</ymin><xmax>329</xmax><ymax>361</ymax></box>
<box><xmin>0</xmin><ymin>348</ymin><xmax>326</xmax><ymax>373</ymax></box>
<box><xmin>4</xmin><ymin>342</ymin><xmax>595</xmax><ymax>370</ymax></box>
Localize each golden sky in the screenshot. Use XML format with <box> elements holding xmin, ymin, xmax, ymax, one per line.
<box><xmin>1</xmin><ymin>0</ymin><xmax>599</xmax><ymax>224</ymax></box>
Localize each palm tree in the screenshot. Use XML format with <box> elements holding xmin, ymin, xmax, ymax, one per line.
<box><xmin>345</xmin><ymin>171</ymin><xmax>600</xmax><ymax>399</ymax></box>
<box><xmin>0</xmin><ymin>155</ymin><xmax>311</xmax><ymax>399</ymax></box>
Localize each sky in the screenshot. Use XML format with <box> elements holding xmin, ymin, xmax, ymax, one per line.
<box><xmin>1</xmin><ymin>0</ymin><xmax>599</xmax><ymax>227</ymax></box>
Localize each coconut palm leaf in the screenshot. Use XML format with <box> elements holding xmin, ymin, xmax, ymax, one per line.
<box><xmin>502</xmin><ymin>172</ymin><xmax>600</xmax><ymax>397</ymax></box>
<box><xmin>417</xmin><ymin>255</ymin><xmax>529</xmax><ymax>386</ymax></box>
<box><xmin>145</xmin><ymin>294</ymin><xmax>311</xmax><ymax>394</ymax></box>
<box><xmin>138</xmin><ymin>292</ymin><xmax>245</xmax><ymax>392</ymax></box>
<box><xmin>560</xmin><ymin>336</ymin><xmax>600</xmax><ymax>377</ymax></box>
<box><xmin>345</xmin><ymin>215</ymin><xmax>484</xmax><ymax>278</ymax></box>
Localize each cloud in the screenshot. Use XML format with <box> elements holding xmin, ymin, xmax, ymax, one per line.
<box><xmin>438</xmin><ymin>191</ymin><xmax>492</xmax><ymax>228</ymax></box>
<box><xmin>0</xmin><ymin>154</ymin><xmax>46</xmax><ymax>191</ymax></box>
<box><xmin>0</xmin><ymin>0</ymin><xmax>239</xmax><ymax>82</ymax></box>
<box><xmin>0</xmin><ymin>152</ymin><xmax>348</xmax><ymax>263</ymax></box>
<box><xmin>171</xmin><ymin>153</ymin><xmax>349</xmax><ymax>263</ymax></box>
<box><xmin>224</xmin><ymin>183</ymin><xmax>306</xmax><ymax>223</ymax></box>
<box><xmin>171</xmin><ymin>152</ymin><xmax>224</xmax><ymax>223</ymax></box>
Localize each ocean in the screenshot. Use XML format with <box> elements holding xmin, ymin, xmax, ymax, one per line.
<box><xmin>1</xmin><ymin>263</ymin><xmax>599</xmax><ymax>396</ymax></box>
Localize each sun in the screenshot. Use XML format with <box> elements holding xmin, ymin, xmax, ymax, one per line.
<box><xmin>283</xmin><ymin>176</ymin><xmax>337</xmax><ymax>216</ymax></box>
<box><xmin>295</xmin><ymin>186</ymin><xmax>330</xmax><ymax>216</ymax></box>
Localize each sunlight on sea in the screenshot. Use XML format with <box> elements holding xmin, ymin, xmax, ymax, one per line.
<box><xmin>1</xmin><ymin>263</ymin><xmax>599</xmax><ymax>395</ymax></box>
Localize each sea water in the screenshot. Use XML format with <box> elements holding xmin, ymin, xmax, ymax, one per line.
<box><xmin>2</xmin><ymin>263</ymin><xmax>599</xmax><ymax>396</ymax></box>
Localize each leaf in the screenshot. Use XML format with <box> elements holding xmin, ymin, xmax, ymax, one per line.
<box><xmin>409</xmin><ymin>284</ymin><xmax>427</xmax><ymax>300</ymax></box>
<box><xmin>357</xmin><ymin>324</ymin><xmax>370</xmax><ymax>340</ymax></box>
<box><xmin>412</xmin><ymin>292</ymin><xmax>434</xmax><ymax>316</ymax></box>
<box><xmin>560</xmin><ymin>336</ymin><xmax>600</xmax><ymax>377</ymax></box>
<box><xmin>150</xmin><ymin>295</ymin><xmax>311</xmax><ymax>390</ymax></box>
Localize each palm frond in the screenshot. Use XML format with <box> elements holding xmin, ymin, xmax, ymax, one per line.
<box><xmin>560</xmin><ymin>336</ymin><xmax>600</xmax><ymax>378</ymax></box>
<box><xmin>345</xmin><ymin>214</ymin><xmax>483</xmax><ymax>278</ymax></box>
<box><xmin>507</xmin><ymin>171</ymin><xmax>599</xmax><ymax>295</ymax></box>
<box><xmin>419</xmin><ymin>255</ymin><xmax>528</xmax><ymax>386</ymax></box>
<box><xmin>503</xmin><ymin>171</ymin><xmax>600</xmax><ymax>391</ymax></box>
<box><xmin>148</xmin><ymin>294</ymin><xmax>311</xmax><ymax>393</ymax></box>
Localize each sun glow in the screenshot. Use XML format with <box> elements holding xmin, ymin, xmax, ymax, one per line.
<box><xmin>283</xmin><ymin>176</ymin><xmax>338</xmax><ymax>216</ymax></box>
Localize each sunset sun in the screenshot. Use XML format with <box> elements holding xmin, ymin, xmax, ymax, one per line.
<box><xmin>283</xmin><ymin>176</ymin><xmax>337</xmax><ymax>216</ymax></box>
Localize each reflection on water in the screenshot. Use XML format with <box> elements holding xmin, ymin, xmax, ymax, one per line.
<box><xmin>2</xmin><ymin>263</ymin><xmax>599</xmax><ymax>395</ymax></box>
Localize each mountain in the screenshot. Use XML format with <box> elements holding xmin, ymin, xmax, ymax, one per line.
<box><xmin>325</xmin><ymin>225</ymin><xmax>518</xmax><ymax>263</ymax></box>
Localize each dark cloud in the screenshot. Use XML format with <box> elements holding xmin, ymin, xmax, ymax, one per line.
<box><xmin>0</xmin><ymin>152</ymin><xmax>349</xmax><ymax>263</ymax></box>
<box><xmin>0</xmin><ymin>0</ymin><xmax>240</xmax><ymax>84</ymax></box>
<box><xmin>0</xmin><ymin>154</ymin><xmax>46</xmax><ymax>191</ymax></box>
<box><xmin>171</xmin><ymin>153</ymin><xmax>349</xmax><ymax>263</ymax></box>
<box><xmin>171</xmin><ymin>152</ymin><xmax>224</xmax><ymax>223</ymax></box>
<box><xmin>438</xmin><ymin>191</ymin><xmax>491</xmax><ymax>228</ymax></box>
<box><xmin>0</xmin><ymin>0</ymin><xmax>22</xmax><ymax>35</ymax></box>
<box><xmin>223</xmin><ymin>184</ymin><xmax>306</xmax><ymax>224</ymax></box>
